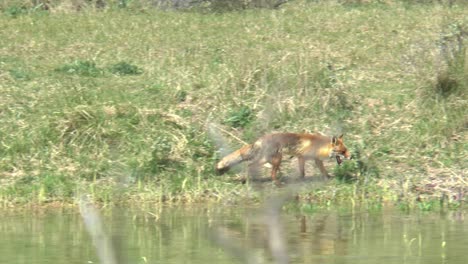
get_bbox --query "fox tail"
[216,144,256,175]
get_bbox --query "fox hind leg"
[298,156,306,178]
[247,160,262,180]
[270,153,283,184]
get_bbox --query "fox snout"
[215,162,228,175]
[215,166,229,175]
[335,150,352,165]
[344,150,352,160]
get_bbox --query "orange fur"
[216,133,351,183]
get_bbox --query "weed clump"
[149,135,177,174]
[312,64,353,115]
[201,0,288,12]
[434,23,467,99]
[56,60,143,77]
[224,105,254,129]
[109,61,143,76]
[3,5,28,17]
[55,60,104,77]
[417,21,467,139]
[333,148,380,183]
[9,68,32,81]
[56,106,110,145]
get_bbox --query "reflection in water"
[79,196,118,264]
[0,207,467,264]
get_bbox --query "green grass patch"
[224,105,255,129]
[55,60,104,77]
[9,68,32,81]
[0,0,466,209]
[109,61,143,76]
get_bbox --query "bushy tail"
[216,144,256,175]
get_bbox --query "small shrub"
[434,22,467,98]
[333,148,379,183]
[312,65,354,115]
[418,22,467,139]
[182,127,211,158]
[9,68,31,81]
[175,90,188,102]
[334,160,357,183]
[39,174,75,199]
[157,0,289,12]
[109,61,143,76]
[224,105,254,128]
[56,106,115,145]
[417,200,437,211]
[4,5,28,17]
[8,173,75,202]
[147,83,165,93]
[5,177,38,202]
[55,60,103,77]
[149,135,177,174]
[435,72,460,97]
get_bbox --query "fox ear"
[339,134,343,139]
[332,136,337,144]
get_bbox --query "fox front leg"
[314,159,331,180]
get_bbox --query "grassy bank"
[0,0,466,210]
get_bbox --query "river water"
[0,205,466,264]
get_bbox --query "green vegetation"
[0,0,466,210]
[55,60,104,77]
[109,61,143,76]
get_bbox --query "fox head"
[330,135,351,165]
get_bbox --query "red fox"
[216,133,351,183]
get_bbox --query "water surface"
[0,206,466,264]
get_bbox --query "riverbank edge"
[1,176,465,212]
